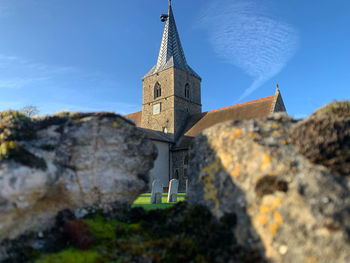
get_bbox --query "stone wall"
[141,68,175,137]
[171,149,188,192]
[141,67,202,139]
[173,67,201,105]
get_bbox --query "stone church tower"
[141,0,201,140]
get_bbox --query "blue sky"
[0,0,349,118]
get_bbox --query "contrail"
[198,0,299,101]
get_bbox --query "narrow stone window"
[184,154,189,166]
[184,154,188,179]
[185,83,190,99]
[154,82,161,99]
[173,169,179,180]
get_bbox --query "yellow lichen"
[258,214,268,225]
[261,153,271,171]
[272,130,279,136]
[271,198,282,210]
[218,152,232,169]
[256,197,283,236]
[281,139,288,145]
[273,211,283,225]
[230,165,242,179]
[230,129,243,140]
[269,223,278,235]
[199,159,221,213]
[272,122,281,128]
[260,205,270,214]
[248,132,259,138]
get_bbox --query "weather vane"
[160,0,171,22]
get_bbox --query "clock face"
[153,103,161,115]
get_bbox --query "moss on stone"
[83,216,118,242]
[34,248,102,263]
[0,141,47,170]
[315,100,350,117]
[0,110,36,142]
[0,110,48,169]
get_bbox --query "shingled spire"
[144,1,200,79]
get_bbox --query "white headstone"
[150,179,163,204]
[167,179,179,202]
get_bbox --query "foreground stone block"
[150,179,162,204]
[187,113,350,263]
[0,111,157,243]
[167,179,179,202]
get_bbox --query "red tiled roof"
[174,96,275,149]
[125,111,142,126]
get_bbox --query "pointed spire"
[144,1,200,79]
[276,83,280,92]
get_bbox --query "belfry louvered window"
[154,82,161,99]
[185,83,190,99]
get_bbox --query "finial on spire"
[160,0,171,22]
[276,83,279,91]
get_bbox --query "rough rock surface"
[0,111,157,244]
[290,101,350,177]
[187,113,350,263]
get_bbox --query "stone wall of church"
[171,150,188,192]
[271,91,287,113]
[142,68,175,104]
[173,68,202,139]
[141,67,202,139]
[274,93,287,112]
[141,68,176,137]
[173,68,201,105]
[174,97,201,139]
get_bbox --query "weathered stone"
[150,179,163,204]
[187,113,350,263]
[167,179,179,202]
[290,100,350,177]
[0,112,157,244]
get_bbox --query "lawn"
[132,193,186,210]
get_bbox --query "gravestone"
[167,179,179,202]
[150,180,163,204]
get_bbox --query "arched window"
[154,82,161,99]
[185,83,190,99]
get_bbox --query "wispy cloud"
[0,54,77,89]
[0,54,134,114]
[0,1,13,18]
[198,0,299,101]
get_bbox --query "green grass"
[132,193,186,210]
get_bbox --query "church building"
[126,1,286,192]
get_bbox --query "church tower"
[141,0,202,140]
